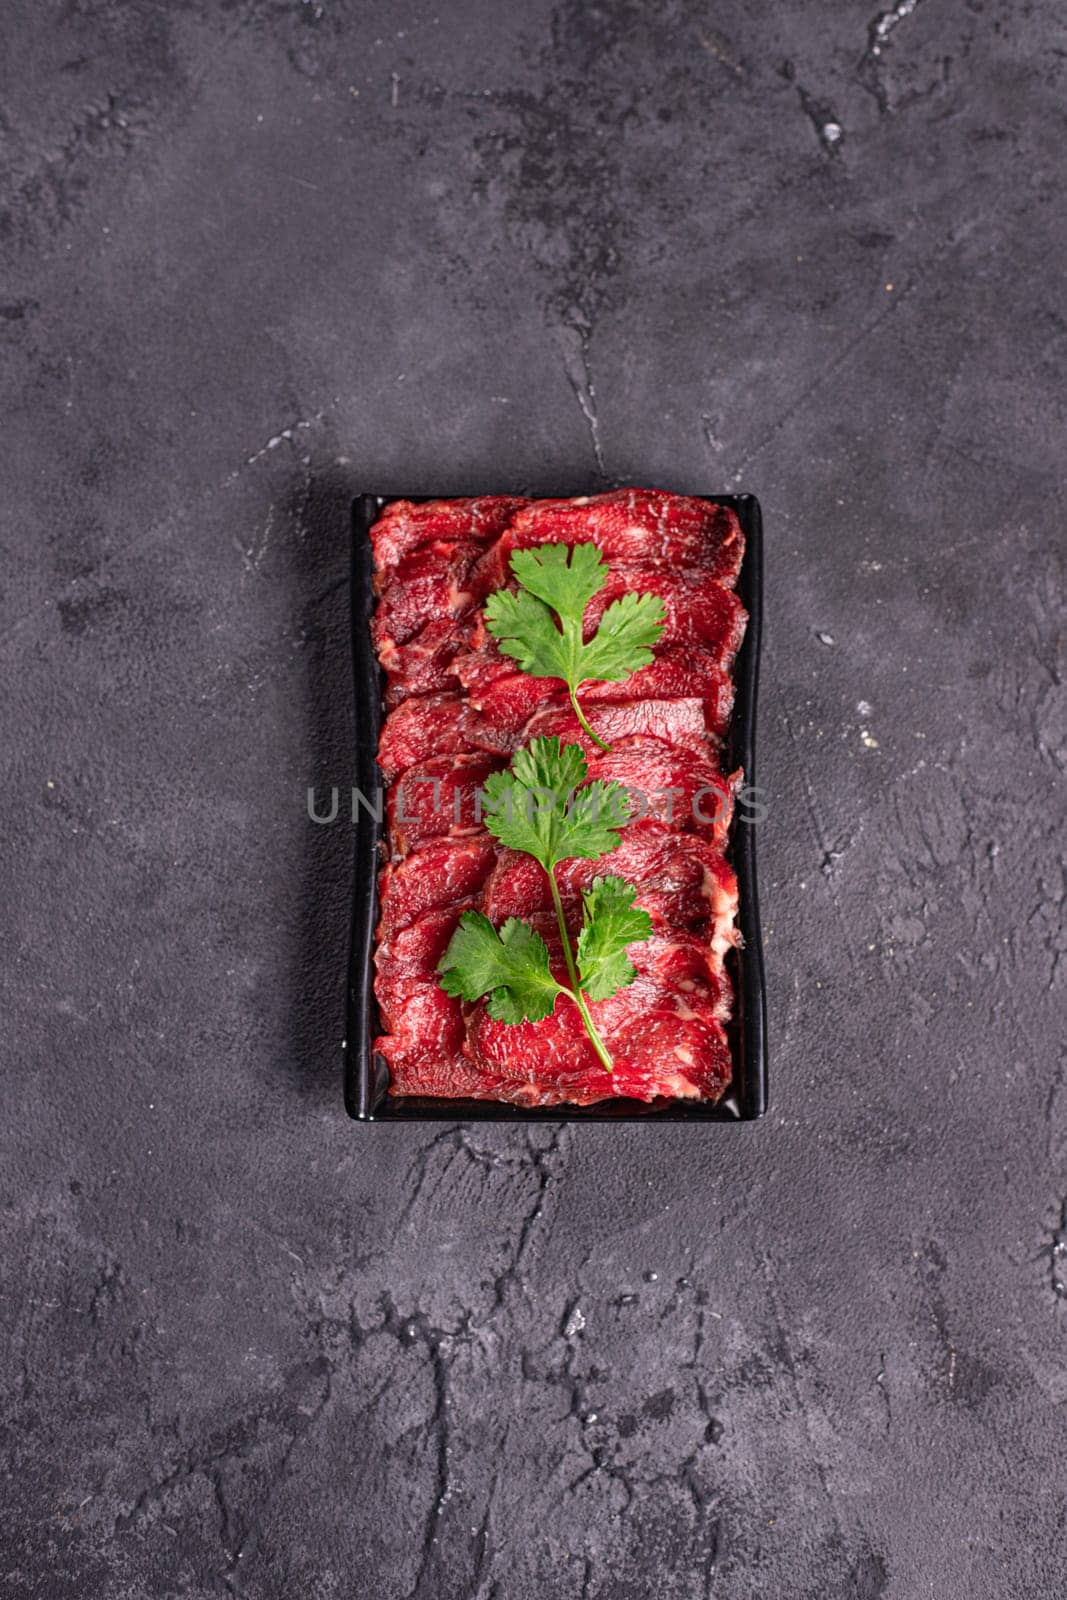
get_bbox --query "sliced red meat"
[462,1000,601,1099]
[462,974,731,1107]
[373,980,473,1096]
[377,693,471,782]
[375,909,460,984]
[595,650,734,733]
[522,698,712,761]
[583,742,739,846]
[566,826,739,958]
[484,823,739,961]
[370,495,527,570]
[586,568,747,662]
[380,616,478,706]
[481,850,551,926]
[471,491,744,591]
[593,651,734,734]
[382,1046,490,1100]
[454,650,547,714]
[374,980,464,1066]
[457,644,735,739]
[386,753,503,855]
[456,570,743,713]
[372,540,485,650]
[463,697,714,763]
[374,910,474,1089]
[381,692,719,775]
[626,933,729,1020]
[604,1007,732,1101]
[377,838,497,941]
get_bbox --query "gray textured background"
[1,1,1065,1595]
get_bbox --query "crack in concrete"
[761,1253,863,1587]
[700,414,724,454]
[117,1315,349,1584]
[769,652,865,984]
[376,1293,453,1600]
[398,1126,473,1229]
[780,62,843,157]
[558,319,606,480]
[543,1266,730,1552]
[467,1442,507,1597]
[0,90,143,222]
[219,1354,335,1592]
[399,1124,553,1243]
[680,1458,721,1595]
[796,85,844,156]
[874,1352,892,1434]
[728,269,923,482]
[1045,1051,1067,1162]
[1043,1200,1067,1302]
[487,1126,570,1313]
[683,1282,726,1448]
[244,415,324,469]
[859,0,924,111]
[118,1399,290,1571]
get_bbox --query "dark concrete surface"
[1,0,1064,1594]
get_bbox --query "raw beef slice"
[470,490,744,591]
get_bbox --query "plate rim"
[343,489,767,1123]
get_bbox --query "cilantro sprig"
[437,737,652,1071]
[484,543,666,752]
[437,914,560,1025]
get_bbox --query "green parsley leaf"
[480,736,630,871]
[510,735,588,797]
[578,590,669,683]
[509,542,607,619]
[481,588,571,682]
[483,542,665,751]
[575,877,653,1001]
[435,739,655,1074]
[437,911,560,1024]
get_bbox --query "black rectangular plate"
[344,491,767,1122]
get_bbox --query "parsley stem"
[547,867,614,1072]
[569,686,611,754]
